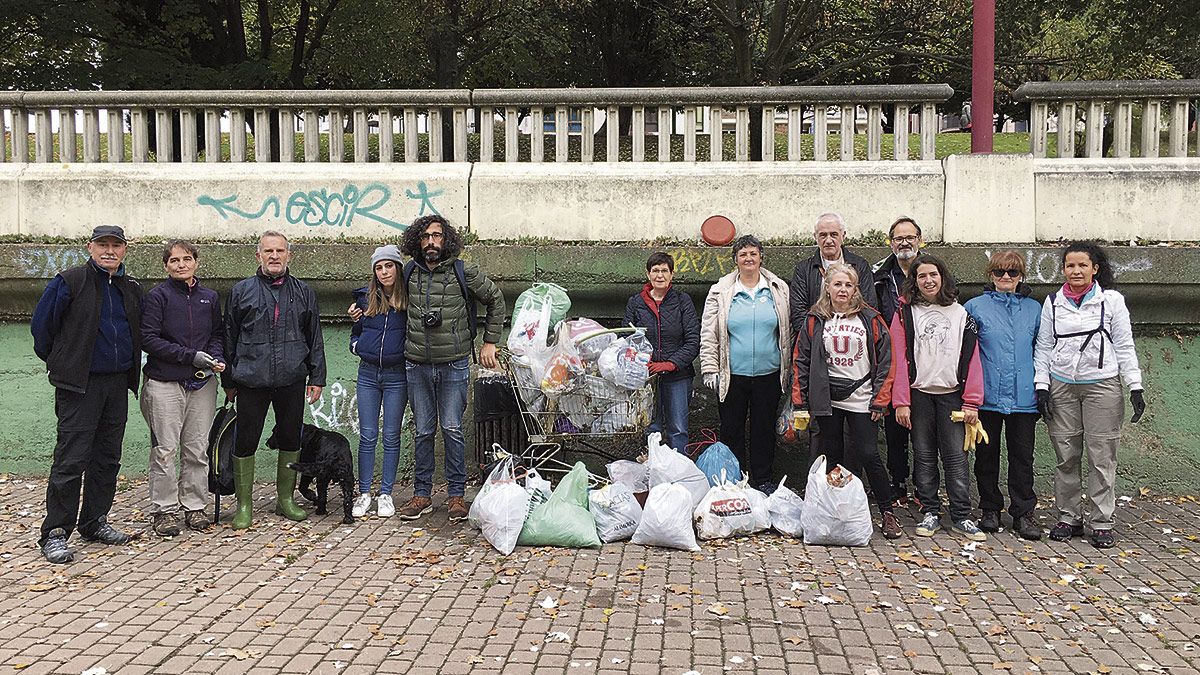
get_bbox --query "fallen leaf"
[1096,666,1112,674]
[992,662,1012,670]
[904,650,918,658]
[256,620,275,628]
[707,602,729,616]
[222,648,261,661]
[668,584,693,595]
[783,636,804,645]
[897,551,932,567]
[918,589,939,600]
[785,599,805,608]
[27,584,58,592]
[988,625,1007,636]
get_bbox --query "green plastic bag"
[516,462,602,549]
[511,284,571,337]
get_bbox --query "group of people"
[31,217,505,564]
[628,214,1146,549]
[30,213,1145,565]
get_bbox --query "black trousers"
[884,410,912,490]
[718,372,781,487]
[42,373,129,544]
[234,381,307,457]
[818,408,895,515]
[974,410,1038,519]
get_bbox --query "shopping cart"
[492,327,656,486]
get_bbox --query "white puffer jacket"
[1033,284,1142,390]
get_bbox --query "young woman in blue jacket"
[349,245,409,518]
[964,251,1043,541]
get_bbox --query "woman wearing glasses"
[964,251,1043,541]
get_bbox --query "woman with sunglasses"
[964,251,1042,540]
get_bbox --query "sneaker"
[78,518,132,545]
[152,512,182,538]
[377,494,395,518]
[398,495,433,520]
[40,528,73,564]
[1090,529,1115,549]
[351,493,372,518]
[915,513,941,537]
[447,496,469,522]
[979,510,1001,533]
[953,519,987,542]
[185,510,211,531]
[1049,521,1084,542]
[1013,515,1042,541]
[881,511,903,540]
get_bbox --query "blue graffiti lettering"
[198,182,432,230]
[404,181,444,216]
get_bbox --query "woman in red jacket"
[890,254,986,541]
[792,263,902,539]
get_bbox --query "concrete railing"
[1015,80,1200,158]
[0,85,953,164]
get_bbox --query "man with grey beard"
[872,216,924,506]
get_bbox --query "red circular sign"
[701,215,736,247]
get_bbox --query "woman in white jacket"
[699,235,790,493]
[1034,242,1146,549]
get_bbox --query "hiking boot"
[881,511,903,540]
[1049,521,1084,542]
[232,454,256,530]
[953,519,987,542]
[915,513,941,537]
[185,510,210,531]
[1013,515,1041,541]
[79,518,132,545]
[447,496,469,522]
[1090,529,1115,549]
[352,493,372,518]
[376,494,395,518]
[979,510,1001,533]
[40,528,73,564]
[274,450,308,522]
[152,512,182,538]
[398,495,433,520]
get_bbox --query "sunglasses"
[990,269,1022,278]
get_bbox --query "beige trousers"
[140,377,217,514]
[1047,377,1124,530]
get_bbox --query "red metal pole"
[971,0,995,153]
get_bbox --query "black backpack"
[207,402,237,497]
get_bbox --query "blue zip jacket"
[350,287,408,370]
[32,259,135,376]
[964,283,1041,414]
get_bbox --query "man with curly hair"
[396,215,505,521]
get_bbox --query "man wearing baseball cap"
[31,225,145,563]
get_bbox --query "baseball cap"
[90,225,127,242]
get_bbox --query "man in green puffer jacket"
[396,215,505,522]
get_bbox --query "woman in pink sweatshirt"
[889,254,985,541]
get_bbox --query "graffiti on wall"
[669,248,735,277]
[15,248,89,278]
[982,249,1153,284]
[308,381,359,434]
[198,181,443,231]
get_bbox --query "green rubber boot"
[274,450,308,522]
[231,455,256,530]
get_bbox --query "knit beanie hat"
[371,244,403,268]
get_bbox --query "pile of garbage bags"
[469,434,878,555]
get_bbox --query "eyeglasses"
[991,269,1022,278]
[892,236,919,244]
[420,231,444,241]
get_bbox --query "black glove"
[192,351,218,369]
[1036,389,1053,421]
[1130,389,1146,424]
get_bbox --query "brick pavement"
[1,475,1198,675]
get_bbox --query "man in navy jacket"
[31,225,144,564]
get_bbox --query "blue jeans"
[648,376,692,453]
[406,358,469,498]
[356,364,408,495]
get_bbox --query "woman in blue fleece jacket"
[349,245,409,518]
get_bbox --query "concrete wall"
[1,156,1198,242]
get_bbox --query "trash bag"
[766,476,805,538]
[517,462,602,549]
[565,318,615,361]
[472,456,531,555]
[537,324,585,397]
[597,331,652,390]
[646,432,709,507]
[694,441,742,487]
[694,471,770,540]
[589,483,643,543]
[631,482,700,551]
[523,469,552,519]
[801,456,873,547]
[508,283,571,355]
[607,459,649,493]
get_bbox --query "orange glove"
[648,361,677,375]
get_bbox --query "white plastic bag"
[607,459,649,493]
[472,457,532,555]
[646,432,709,507]
[566,318,615,361]
[523,469,552,519]
[597,332,652,390]
[694,472,770,540]
[631,483,700,551]
[801,456,873,547]
[766,476,805,538]
[589,483,643,543]
[538,324,585,397]
[507,291,554,357]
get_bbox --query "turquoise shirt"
[727,284,780,376]
[1051,284,1101,385]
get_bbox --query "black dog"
[266,424,356,524]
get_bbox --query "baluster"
[1168,98,1188,157]
[893,103,911,161]
[555,106,569,162]
[0,110,6,163]
[453,106,468,161]
[1113,100,1133,158]
[504,106,517,162]
[839,104,855,161]
[204,109,221,162]
[1084,100,1104,157]
[12,108,29,162]
[82,109,100,162]
[631,106,645,162]
[813,104,828,161]
[378,108,393,163]
[710,106,723,161]
[35,110,52,162]
[228,109,246,162]
[328,108,345,162]
[106,109,124,163]
[866,104,882,160]
[581,107,594,163]
[428,109,443,162]
[659,106,672,162]
[479,106,493,162]
[684,107,697,161]
[404,109,419,162]
[277,108,294,162]
[353,107,369,162]
[760,106,775,161]
[303,109,320,162]
[1056,102,1076,158]
[786,105,802,161]
[1029,102,1048,158]
[157,108,174,162]
[530,107,544,163]
[1140,99,1161,158]
[920,103,937,160]
[734,106,749,161]
[606,105,619,162]
[59,109,77,162]
[130,108,150,162]
[179,109,197,162]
